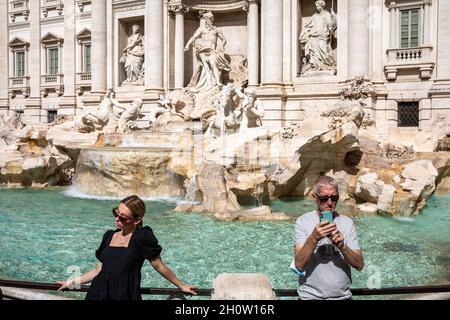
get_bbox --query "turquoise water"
[0,187,449,300]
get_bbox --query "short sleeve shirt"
[294,211,360,300]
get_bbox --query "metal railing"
[1,279,449,300]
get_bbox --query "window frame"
[47,110,58,124]
[83,43,91,73]
[47,46,59,75]
[15,50,26,77]
[9,37,29,80]
[397,101,420,128]
[399,6,422,48]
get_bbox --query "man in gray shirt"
[294,176,364,300]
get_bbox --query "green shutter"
[16,51,25,77]
[84,45,91,72]
[400,8,421,48]
[55,48,59,74]
[410,9,419,47]
[48,48,59,74]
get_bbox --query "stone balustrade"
[9,0,30,22]
[76,72,91,83]
[9,76,30,87]
[40,74,64,96]
[41,0,64,17]
[75,72,91,95]
[385,46,435,81]
[76,0,90,12]
[8,76,30,98]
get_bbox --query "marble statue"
[234,87,265,131]
[79,90,115,132]
[110,94,144,133]
[205,83,240,137]
[150,94,187,127]
[184,10,231,92]
[120,24,145,85]
[299,0,337,74]
[0,112,25,146]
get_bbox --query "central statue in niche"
[184,10,231,92]
[120,24,145,85]
[299,0,337,75]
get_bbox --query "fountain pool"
[0,188,449,299]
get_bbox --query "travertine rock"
[211,273,276,300]
[355,172,385,203]
[356,202,378,215]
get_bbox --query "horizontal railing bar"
[274,284,450,296]
[1,279,450,298]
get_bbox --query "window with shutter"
[16,51,25,77]
[400,8,421,48]
[48,48,59,74]
[84,45,91,72]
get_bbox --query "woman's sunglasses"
[112,207,134,222]
[314,194,340,203]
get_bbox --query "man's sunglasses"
[314,194,340,203]
[112,207,134,222]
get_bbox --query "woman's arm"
[56,262,103,291]
[150,256,197,295]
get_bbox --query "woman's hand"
[179,283,198,296]
[56,280,73,291]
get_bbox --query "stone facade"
[1,0,449,151]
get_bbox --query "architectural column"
[145,0,164,92]
[261,0,283,86]
[61,0,77,114]
[371,0,384,82]
[348,0,370,78]
[26,0,42,122]
[423,0,432,45]
[246,0,260,87]
[91,0,107,95]
[0,0,8,111]
[436,0,450,79]
[389,2,397,48]
[106,0,114,90]
[169,2,188,90]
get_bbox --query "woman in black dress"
[57,195,197,300]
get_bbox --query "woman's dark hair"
[121,195,145,228]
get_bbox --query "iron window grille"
[397,102,419,127]
[47,110,57,123]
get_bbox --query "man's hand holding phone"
[311,220,337,243]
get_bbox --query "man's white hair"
[313,176,339,194]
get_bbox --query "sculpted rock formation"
[0,123,77,187]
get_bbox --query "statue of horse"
[205,84,241,138]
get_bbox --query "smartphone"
[320,211,334,223]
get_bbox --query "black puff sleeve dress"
[85,226,162,300]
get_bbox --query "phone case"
[320,211,333,223]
